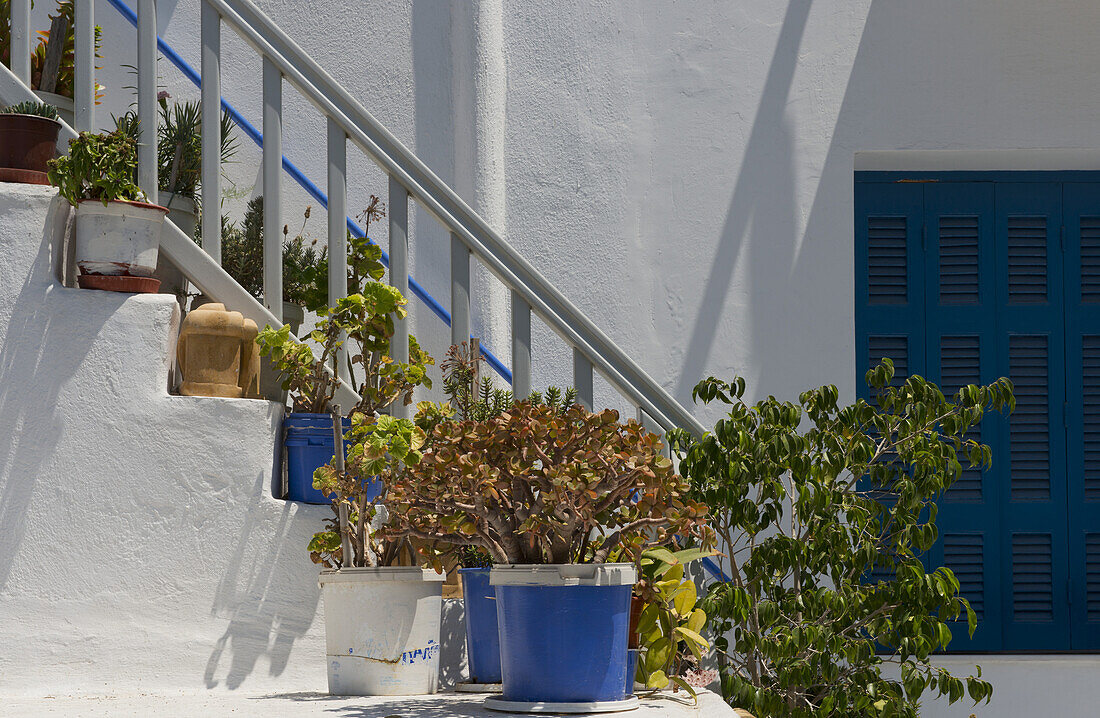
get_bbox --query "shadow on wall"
[204,473,321,689]
[675,0,811,402]
[439,597,467,689]
[0,198,105,591]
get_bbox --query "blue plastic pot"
[626,649,639,694]
[491,564,635,705]
[282,413,380,504]
[459,567,502,684]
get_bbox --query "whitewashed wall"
[16,0,1100,713]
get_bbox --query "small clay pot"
[0,113,62,185]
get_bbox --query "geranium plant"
[47,129,144,205]
[385,400,711,566]
[668,362,1014,718]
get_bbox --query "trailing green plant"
[300,196,389,313]
[47,129,144,206]
[2,100,58,119]
[308,411,427,568]
[634,546,715,697]
[255,287,433,416]
[385,400,712,566]
[667,362,1015,718]
[457,545,494,569]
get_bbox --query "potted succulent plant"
[386,393,712,712]
[47,129,168,294]
[438,342,578,693]
[0,101,61,185]
[257,282,433,504]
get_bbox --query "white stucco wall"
[10,0,1100,712]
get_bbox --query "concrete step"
[0,185,333,694]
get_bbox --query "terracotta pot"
[0,113,62,184]
[628,594,645,649]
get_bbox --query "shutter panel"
[995,183,1068,650]
[1062,184,1100,649]
[856,183,925,590]
[923,183,1002,651]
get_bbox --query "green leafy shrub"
[667,362,1014,718]
[47,130,144,206]
[2,101,59,119]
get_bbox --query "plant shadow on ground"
[249,692,488,717]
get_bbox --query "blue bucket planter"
[282,413,380,504]
[484,564,637,713]
[459,567,502,685]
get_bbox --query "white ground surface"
[0,689,734,718]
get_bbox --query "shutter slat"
[939,216,979,304]
[1011,335,1051,501]
[944,534,984,619]
[1012,534,1054,622]
[1009,216,1049,304]
[868,217,908,305]
[941,336,982,502]
[1082,217,1100,303]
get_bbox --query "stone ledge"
[0,689,739,717]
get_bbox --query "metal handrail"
[4,0,704,435]
[208,0,704,435]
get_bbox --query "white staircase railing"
[2,0,705,436]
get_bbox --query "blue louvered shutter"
[921,183,1003,651]
[993,183,1069,650]
[1062,184,1100,649]
[856,182,926,588]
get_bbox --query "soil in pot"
[0,113,62,185]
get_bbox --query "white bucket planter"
[74,199,168,276]
[319,567,445,696]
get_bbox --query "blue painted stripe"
[700,556,731,583]
[103,0,511,383]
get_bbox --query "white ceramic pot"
[74,199,168,276]
[319,566,445,696]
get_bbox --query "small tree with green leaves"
[668,361,1014,718]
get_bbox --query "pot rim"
[490,562,636,587]
[319,566,446,584]
[0,113,63,127]
[77,197,170,213]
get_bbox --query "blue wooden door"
[1062,183,1100,649]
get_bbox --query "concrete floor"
[1,689,737,717]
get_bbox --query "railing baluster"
[573,348,593,410]
[450,233,471,350]
[137,0,158,204]
[74,0,94,131]
[388,175,410,418]
[262,56,282,323]
[10,0,30,87]
[511,291,531,400]
[636,407,667,454]
[200,1,221,261]
[327,118,348,377]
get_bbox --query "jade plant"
[2,101,59,119]
[668,363,1015,718]
[634,546,714,697]
[47,129,144,206]
[384,399,711,566]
